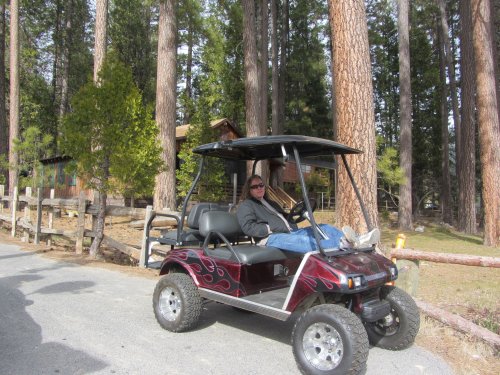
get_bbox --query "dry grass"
[417,316,499,375]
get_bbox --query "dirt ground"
[1,211,498,375]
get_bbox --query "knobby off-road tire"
[364,286,420,350]
[153,273,202,332]
[292,304,369,375]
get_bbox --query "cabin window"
[68,173,77,186]
[300,164,312,173]
[58,163,66,185]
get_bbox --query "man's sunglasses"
[250,183,265,189]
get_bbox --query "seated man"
[236,175,379,253]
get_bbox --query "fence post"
[0,184,4,213]
[91,191,99,232]
[47,189,55,246]
[23,187,32,242]
[75,191,87,254]
[140,205,153,268]
[11,186,18,237]
[34,188,43,244]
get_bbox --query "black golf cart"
[145,135,420,375]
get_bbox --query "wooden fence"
[0,185,152,261]
[390,245,500,349]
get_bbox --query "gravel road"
[0,242,455,375]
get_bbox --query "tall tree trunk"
[328,0,379,232]
[278,0,288,139]
[437,0,461,168]
[471,0,500,246]
[270,0,278,137]
[270,0,282,188]
[438,22,453,224]
[89,0,108,254]
[259,0,269,183]
[89,157,109,257]
[184,13,193,124]
[0,1,8,186]
[260,0,268,134]
[242,0,263,177]
[52,0,62,113]
[154,0,177,211]
[457,0,477,234]
[94,0,108,82]
[8,0,19,196]
[397,0,413,230]
[59,0,73,121]
[492,0,500,127]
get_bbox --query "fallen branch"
[416,299,500,349]
[84,230,140,259]
[391,248,500,268]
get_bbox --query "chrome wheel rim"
[159,286,181,321]
[373,308,399,336]
[302,322,343,370]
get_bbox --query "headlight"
[389,265,398,279]
[353,276,362,287]
[348,275,365,289]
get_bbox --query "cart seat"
[199,211,291,265]
[160,203,229,245]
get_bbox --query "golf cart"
[146,135,419,375]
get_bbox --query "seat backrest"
[187,203,228,229]
[198,211,243,241]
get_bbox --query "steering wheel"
[287,198,317,224]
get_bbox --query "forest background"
[0,0,499,251]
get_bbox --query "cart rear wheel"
[153,273,202,332]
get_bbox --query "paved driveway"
[0,242,455,375]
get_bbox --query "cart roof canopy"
[192,135,362,161]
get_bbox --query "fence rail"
[391,246,500,349]
[0,185,149,259]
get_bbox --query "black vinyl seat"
[158,203,229,246]
[198,211,292,265]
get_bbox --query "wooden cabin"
[37,118,312,207]
[39,156,86,199]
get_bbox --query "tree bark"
[269,0,283,188]
[437,0,461,171]
[471,0,500,246]
[397,0,413,230]
[271,0,278,137]
[59,0,73,120]
[89,157,109,258]
[0,1,8,186]
[94,0,108,82]
[153,0,177,211]
[328,0,379,232]
[259,0,269,135]
[491,0,500,129]
[184,12,193,124]
[457,0,477,234]
[438,20,453,225]
[8,0,20,196]
[259,0,269,183]
[52,0,62,115]
[242,0,263,177]
[278,0,288,138]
